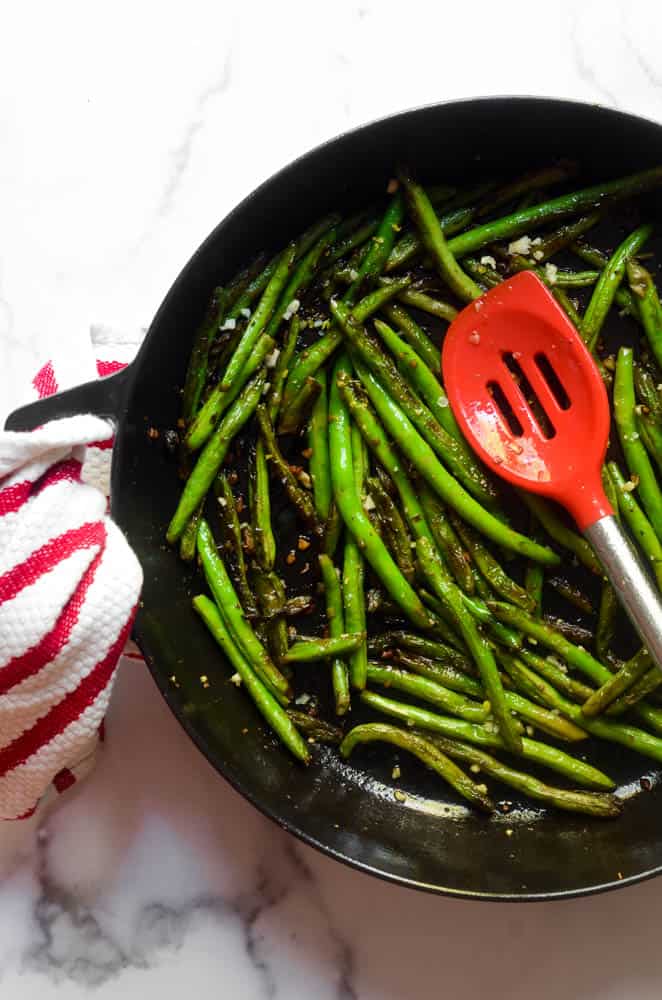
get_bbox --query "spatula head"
[442,271,612,530]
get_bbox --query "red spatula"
[442,270,662,669]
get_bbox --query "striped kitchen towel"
[0,327,145,820]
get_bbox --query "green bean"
[280,276,410,416]
[193,595,308,762]
[368,476,416,584]
[594,467,620,659]
[195,330,275,444]
[367,664,489,723]
[520,493,601,574]
[378,632,475,673]
[346,194,404,302]
[286,709,343,745]
[614,347,662,539]
[392,651,479,695]
[561,242,639,322]
[178,502,203,563]
[182,287,229,422]
[416,536,522,753]
[319,554,350,715]
[463,257,502,289]
[343,537,367,691]
[267,315,301,422]
[253,571,289,664]
[546,575,594,615]
[282,332,344,415]
[582,648,654,717]
[196,520,291,698]
[324,216,380,268]
[228,255,279,318]
[322,501,343,557]
[607,666,662,716]
[373,317,495,490]
[223,253,269,309]
[607,461,662,588]
[167,371,266,543]
[517,648,594,703]
[249,441,276,571]
[382,303,440,372]
[419,489,474,593]
[308,371,332,522]
[396,288,458,323]
[533,212,602,261]
[264,221,340,341]
[488,601,607,686]
[283,632,366,664]
[629,259,662,368]
[361,691,614,790]
[385,205,477,274]
[256,405,321,533]
[424,734,620,818]
[340,722,493,812]
[209,473,258,617]
[449,512,534,611]
[328,355,434,629]
[634,366,662,422]
[399,169,482,302]
[447,166,662,259]
[278,376,322,435]
[552,287,583,328]
[351,361,558,565]
[596,582,619,661]
[187,246,295,450]
[638,411,662,477]
[581,225,652,351]
[493,660,587,742]
[499,654,662,765]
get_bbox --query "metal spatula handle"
[585,516,662,668]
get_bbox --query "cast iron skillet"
[8,97,662,901]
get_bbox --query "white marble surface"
[3,1,662,996]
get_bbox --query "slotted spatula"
[442,270,662,669]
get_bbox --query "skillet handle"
[4,366,131,432]
[584,514,662,670]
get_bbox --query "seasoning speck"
[147,427,159,440]
[387,177,399,194]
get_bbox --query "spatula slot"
[502,351,556,439]
[487,380,524,437]
[534,352,571,410]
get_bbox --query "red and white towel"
[0,328,144,820]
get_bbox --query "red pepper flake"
[228,470,239,485]
[297,536,311,551]
[236,495,245,514]
[301,447,313,459]
[286,550,297,565]
[147,426,160,439]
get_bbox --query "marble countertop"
[3,1,662,996]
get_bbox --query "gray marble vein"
[156,50,235,221]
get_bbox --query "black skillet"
[8,97,662,901]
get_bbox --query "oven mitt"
[0,415,143,820]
